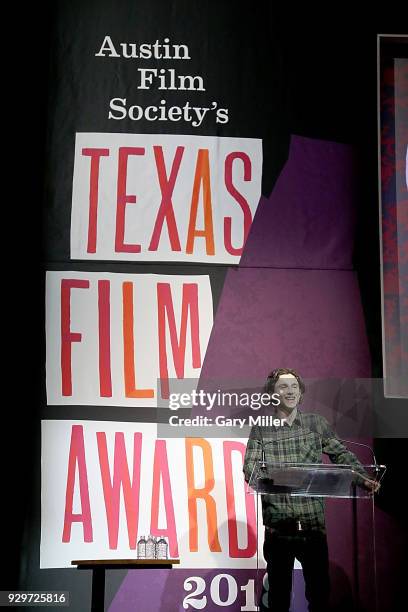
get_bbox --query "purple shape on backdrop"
[108,569,308,612]
[241,135,358,270]
[200,267,371,382]
[201,135,370,382]
[199,135,375,610]
[108,569,167,611]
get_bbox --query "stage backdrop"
[29,2,392,612]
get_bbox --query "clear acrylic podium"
[246,461,386,610]
[248,461,386,498]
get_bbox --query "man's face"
[274,374,301,412]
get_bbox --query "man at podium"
[243,367,379,612]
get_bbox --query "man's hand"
[363,478,380,493]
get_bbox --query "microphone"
[338,438,378,467]
[338,439,383,486]
[252,437,266,469]
[252,437,282,470]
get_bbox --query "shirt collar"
[278,406,299,427]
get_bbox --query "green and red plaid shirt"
[243,411,369,532]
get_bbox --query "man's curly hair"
[263,368,306,403]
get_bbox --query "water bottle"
[146,534,156,559]
[137,535,146,559]
[156,537,168,559]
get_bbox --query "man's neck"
[277,406,298,426]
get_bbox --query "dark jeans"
[263,528,330,612]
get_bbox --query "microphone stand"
[338,438,382,612]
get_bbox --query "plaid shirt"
[243,411,369,532]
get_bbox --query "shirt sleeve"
[243,425,263,483]
[319,417,370,487]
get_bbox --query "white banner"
[45,272,213,406]
[41,420,263,569]
[70,133,262,263]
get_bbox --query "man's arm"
[319,417,379,492]
[243,425,263,484]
